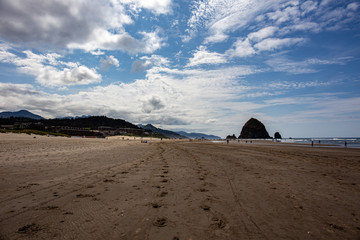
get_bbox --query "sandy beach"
[0,133,359,240]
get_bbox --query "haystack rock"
[239,118,271,139]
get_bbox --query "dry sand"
[0,133,359,240]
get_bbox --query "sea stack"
[239,118,271,139]
[274,132,282,139]
[226,134,237,140]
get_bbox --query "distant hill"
[177,131,221,139]
[140,124,187,139]
[43,116,139,130]
[0,115,140,130]
[0,110,44,120]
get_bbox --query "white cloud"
[131,55,169,73]
[186,0,360,45]
[265,56,352,74]
[0,0,170,54]
[300,1,318,16]
[225,38,256,58]
[347,2,359,11]
[226,37,305,58]
[100,55,120,71]
[254,37,305,51]
[90,49,105,56]
[267,80,336,89]
[186,46,227,67]
[267,5,300,24]
[67,28,166,54]
[119,0,172,15]
[248,26,279,41]
[187,0,280,43]
[0,47,101,87]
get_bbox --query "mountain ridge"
[176,131,220,139]
[139,124,187,139]
[0,110,44,120]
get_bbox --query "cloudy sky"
[1,0,360,138]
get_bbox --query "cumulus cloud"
[131,55,169,73]
[0,83,60,116]
[186,46,227,67]
[0,0,170,54]
[226,36,305,58]
[226,38,256,58]
[142,96,165,113]
[66,28,166,54]
[131,60,150,73]
[0,47,101,87]
[100,55,120,71]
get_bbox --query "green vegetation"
[0,129,70,137]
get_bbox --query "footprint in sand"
[153,217,167,227]
[201,205,211,211]
[76,193,95,198]
[158,191,168,197]
[44,205,59,210]
[151,203,162,209]
[17,223,42,234]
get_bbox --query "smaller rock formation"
[239,118,271,139]
[274,132,282,139]
[226,134,237,140]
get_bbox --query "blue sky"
[0,0,360,138]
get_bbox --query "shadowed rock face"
[239,118,271,139]
[274,132,282,139]
[226,134,237,139]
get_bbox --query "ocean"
[281,138,360,148]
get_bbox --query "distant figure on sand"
[227,140,229,144]
[345,141,347,148]
[311,141,314,147]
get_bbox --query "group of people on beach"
[311,140,348,148]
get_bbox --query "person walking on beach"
[311,141,314,147]
[345,141,347,148]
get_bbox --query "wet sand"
[0,133,360,240]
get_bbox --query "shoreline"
[216,138,360,148]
